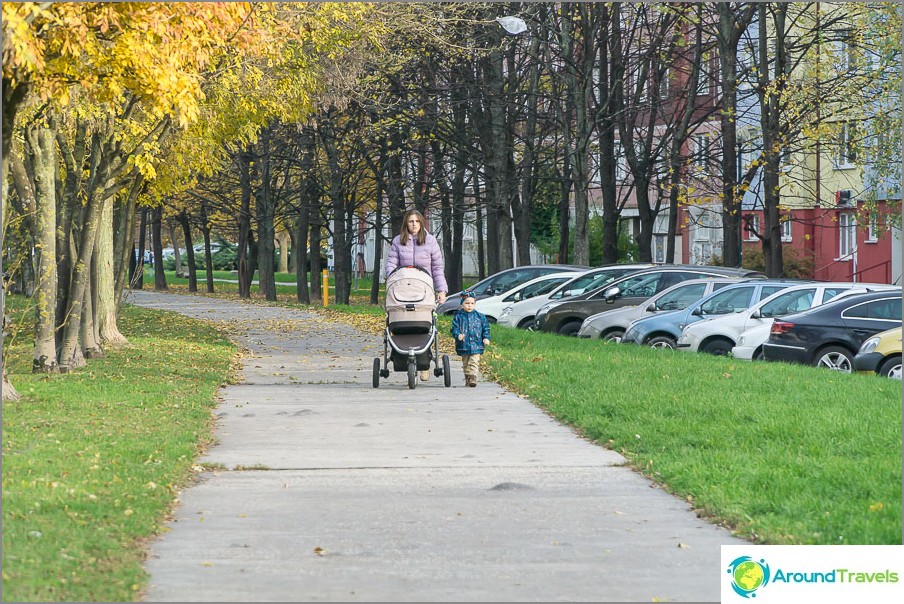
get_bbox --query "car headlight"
[737,334,746,346]
[859,336,881,354]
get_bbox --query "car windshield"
[699,286,755,315]
[591,273,660,300]
[758,289,816,318]
[504,277,569,302]
[550,268,641,299]
[655,283,707,311]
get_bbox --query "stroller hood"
[386,267,436,310]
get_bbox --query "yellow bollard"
[322,269,329,307]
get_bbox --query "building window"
[835,123,857,168]
[866,213,879,243]
[694,133,709,173]
[839,213,856,259]
[744,215,759,241]
[834,31,854,71]
[781,216,792,242]
[653,235,666,263]
[659,68,669,99]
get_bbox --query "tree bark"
[199,200,214,293]
[179,210,198,292]
[114,177,143,310]
[256,128,277,301]
[94,185,127,347]
[151,205,167,290]
[30,125,59,372]
[236,150,253,299]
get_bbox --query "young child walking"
[450,290,491,387]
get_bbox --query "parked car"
[621,280,798,349]
[576,277,741,341]
[763,289,903,372]
[496,264,653,329]
[677,282,895,356]
[436,264,588,315]
[474,271,582,323]
[732,284,901,361]
[536,265,763,336]
[853,327,902,380]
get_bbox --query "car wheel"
[601,329,624,343]
[646,336,676,350]
[557,321,583,337]
[516,317,534,329]
[813,346,854,372]
[879,355,902,380]
[701,337,733,357]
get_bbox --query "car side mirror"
[513,293,522,302]
[645,303,656,312]
[604,286,620,302]
[750,309,762,319]
[691,307,702,316]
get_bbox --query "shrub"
[742,246,814,278]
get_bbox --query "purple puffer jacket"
[385,232,448,293]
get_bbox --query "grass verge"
[2,297,237,602]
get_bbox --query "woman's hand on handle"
[437,291,446,304]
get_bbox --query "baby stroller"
[373,266,451,389]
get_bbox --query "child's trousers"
[460,354,481,380]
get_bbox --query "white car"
[576,277,742,341]
[678,282,899,356]
[475,271,581,323]
[497,264,653,329]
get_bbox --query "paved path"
[130,291,743,602]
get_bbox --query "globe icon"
[733,560,765,592]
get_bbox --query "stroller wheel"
[442,355,451,387]
[372,358,381,388]
[407,361,417,389]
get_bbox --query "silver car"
[577,278,742,341]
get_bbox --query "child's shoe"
[467,377,477,387]
[420,370,430,382]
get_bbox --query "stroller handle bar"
[388,265,432,278]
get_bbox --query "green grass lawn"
[2,297,237,602]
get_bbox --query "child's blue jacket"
[450,309,491,355]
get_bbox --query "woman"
[385,209,448,381]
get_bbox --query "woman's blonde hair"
[400,209,427,245]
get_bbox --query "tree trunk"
[200,201,214,293]
[81,265,103,359]
[256,128,277,301]
[58,183,106,372]
[309,215,322,302]
[114,177,143,311]
[179,210,198,292]
[277,229,290,274]
[95,187,127,347]
[236,150,253,298]
[151,205,167,290]
[167,220,182,276]
[31,125,59,372]
[133,207,147,289]
[370,181,383,305]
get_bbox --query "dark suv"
[536,265,764,335]
[436,264,588,315]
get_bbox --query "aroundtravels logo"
[727,556,771,598]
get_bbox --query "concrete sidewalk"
[130,291,743,602]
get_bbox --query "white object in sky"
[496,16,528,35]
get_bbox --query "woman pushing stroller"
[384,210,448,381]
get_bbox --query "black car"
[436,264,588,315]
[762,289,903,372]
[536,265,763,335]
